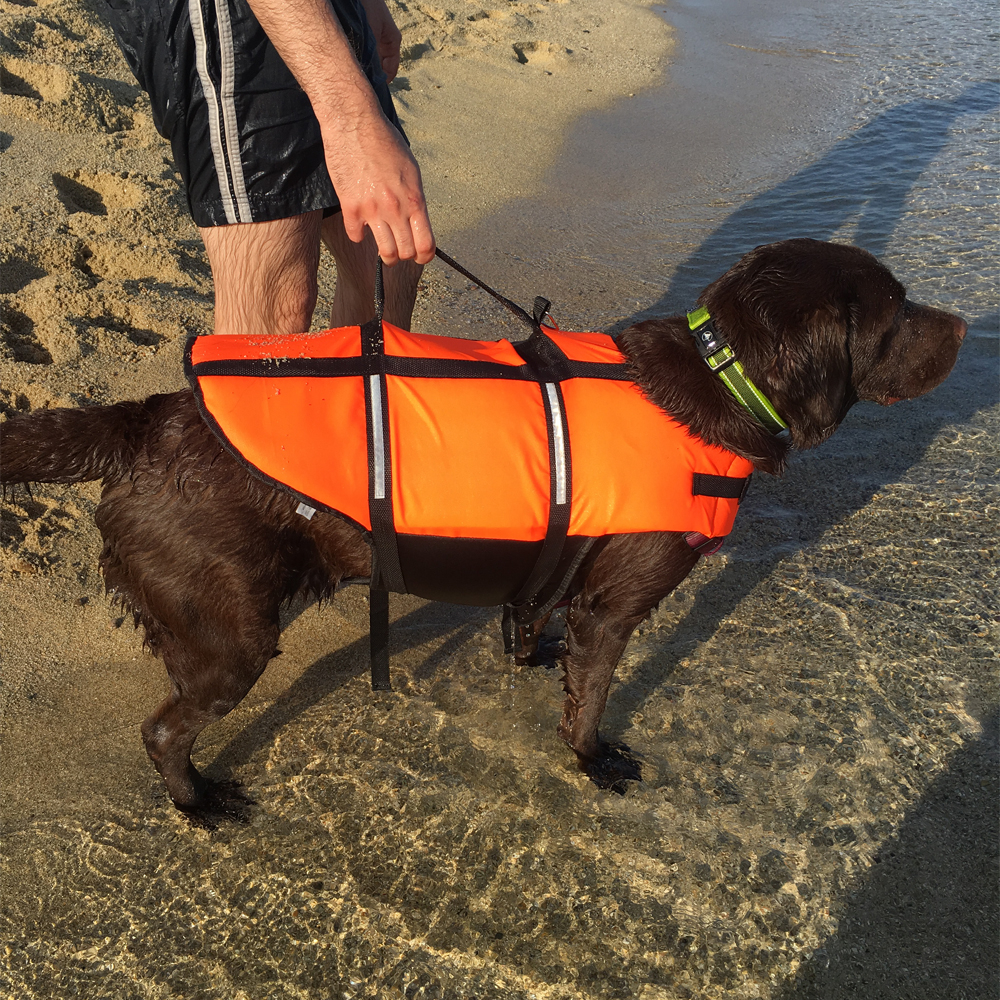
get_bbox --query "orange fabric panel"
[190,326,362,364]
[191,326,755,543]
[562,379,754,538]
[198,373,371,530]
[388,375,549,539]
[383,323,526,366]
[544,329,626,364]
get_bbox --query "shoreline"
[387,0,674,234]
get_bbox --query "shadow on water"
[597,77,999,994]
[605,329,995,724]
[612,79,999,323]
[605,80,998,732]
[778,711,1000,999]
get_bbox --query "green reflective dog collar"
[686,308,790,437]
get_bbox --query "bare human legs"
[321,211,422,330]
[199,208,422,336]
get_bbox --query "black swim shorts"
[103,0,405,227]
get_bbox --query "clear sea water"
[449,0,998,337]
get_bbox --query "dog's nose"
[953,315,968,342]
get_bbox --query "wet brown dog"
[0,240,965,826]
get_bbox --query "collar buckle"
[687,306,729,360]
[685,306,790,439]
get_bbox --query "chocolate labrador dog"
[1,240,965,826]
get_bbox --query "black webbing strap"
[502,604,518,656]
[369,584,391,691]
[365,258,404,691]
[533,297,552,326]
[190,354,632,382]
[505,338,573,617]
[435,247,537,333]
[510,535,597,628]
[692,472,752,501]
[512,328,574,382]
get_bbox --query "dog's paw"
[581,741,643,794]
[178,778,256,830]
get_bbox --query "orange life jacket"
[186,323,753,616]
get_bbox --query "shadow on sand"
[779,712,999,999]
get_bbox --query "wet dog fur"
[0,239,966,826]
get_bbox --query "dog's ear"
[766,301,857,450]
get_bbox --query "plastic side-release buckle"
[687,307,730,360]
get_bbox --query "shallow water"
[3,1,998,998]
[438,0,998,333]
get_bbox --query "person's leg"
[199,211,323,336]
[322,212,422,330]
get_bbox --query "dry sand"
[2,2,997,999]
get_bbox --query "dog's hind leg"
[141,616,279,826]
[557,532,698,793]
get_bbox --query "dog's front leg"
[558,532,698,793]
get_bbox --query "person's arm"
[246,0,434,265]
[358,0,402,83]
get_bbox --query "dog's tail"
[1,400,150,486]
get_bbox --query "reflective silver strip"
[295,502,317,520]
[213,0,252,221]
[545,383,567,505]
[369,375,386,500]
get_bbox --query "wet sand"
[2,0,998,997]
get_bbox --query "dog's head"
[699,238,967,450]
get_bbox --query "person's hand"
[359,0,402,82]
[323,114,435,266]
[245,0,434,263]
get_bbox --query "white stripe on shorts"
[188,0,252,224]
[213,0,253,222]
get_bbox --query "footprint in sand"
[512,40,573,67]
[53,174,108,216]
[401,38,436,63]
[0,256,47,295]
[0,493,93,579]
[0,310,52,366]
[0,57,138,132]
[52,171,146,216]
[0,58,73,103]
